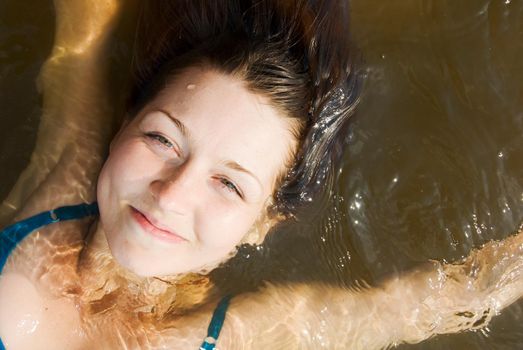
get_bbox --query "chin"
[108,248,184,277]
[105,233,238,278]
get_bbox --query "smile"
[130,206,187,243]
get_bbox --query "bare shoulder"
[0,219,94,349]
[0,271,87,350]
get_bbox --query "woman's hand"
[305,228,523,349]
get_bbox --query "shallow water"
[1,0,523,348]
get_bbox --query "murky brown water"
[1,0,522,348]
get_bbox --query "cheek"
[197,201,262,249]
[101,140,164,193]
[97,139,164,225]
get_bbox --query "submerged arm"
[1,0,125,222]
[208,229,523,349]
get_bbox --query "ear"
[241,218,268,245]
[241,198,283,245]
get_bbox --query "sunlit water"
[1,0,522,349]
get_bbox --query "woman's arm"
[0,0,124,223]
[202,229,523,350]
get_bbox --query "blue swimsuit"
[0,203,229,350]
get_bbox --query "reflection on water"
[1,0,522,348]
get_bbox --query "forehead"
[143,67,297,192]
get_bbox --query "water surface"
[1,0,522,348]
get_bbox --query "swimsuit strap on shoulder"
[200,295,232,350]
[0,202,99,273]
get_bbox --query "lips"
[130,206,187,243]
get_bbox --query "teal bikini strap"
[0,202,99,274]
[199,295,232,350]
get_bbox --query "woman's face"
[97,67,296,276]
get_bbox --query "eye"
[145,132,173,148]
[219,177,243,198]
[144,132,181,156]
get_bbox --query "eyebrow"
[157,109,190,138]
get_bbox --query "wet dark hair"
[129,0,360,218]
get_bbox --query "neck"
[76,220,217,322]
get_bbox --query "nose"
[149,163,200,214]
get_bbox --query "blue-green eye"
[145,132,174,149]
[220,178,242,198]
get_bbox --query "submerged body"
[3,202,523,349]
[1,0,523,349]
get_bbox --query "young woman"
[1,0,523,349]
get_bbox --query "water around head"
[2,0,523,348]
